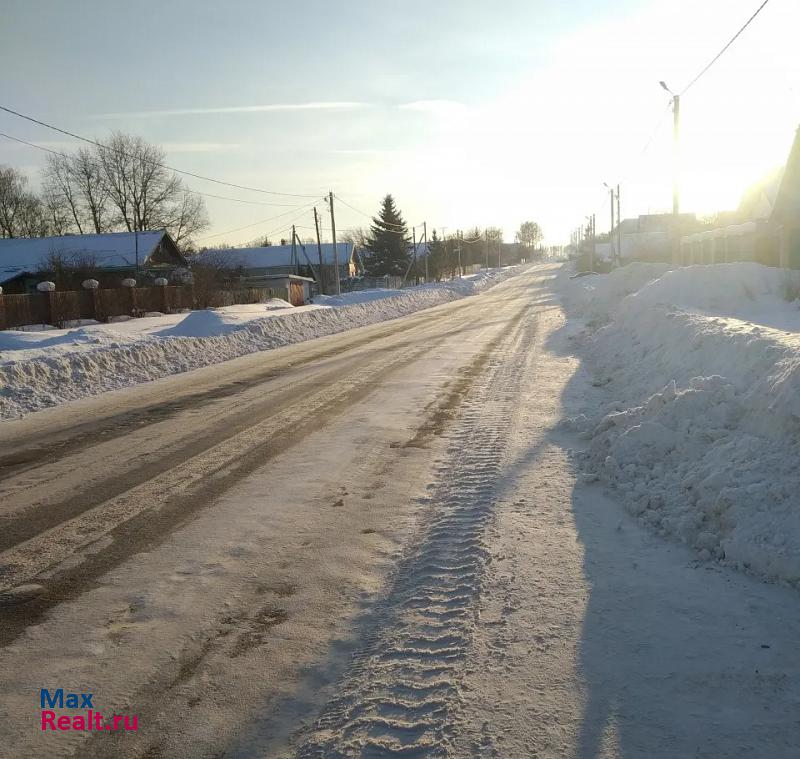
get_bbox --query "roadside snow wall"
[563,263,800,586]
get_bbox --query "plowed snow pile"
[560,262,800,586]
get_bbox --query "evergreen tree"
[426,229,447,281]
[364,194,410,276]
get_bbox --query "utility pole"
[608,185,615,262]
[423,221,428,282]
[291,225,299,275]
[672,94,680,215]
[456,231,462,278]
[412,227,418,285]
[616,185,621,265]
[328,191,340,295]
[660,81,681,216]
[313,207,325,294]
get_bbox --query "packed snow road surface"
[2,264,800,758]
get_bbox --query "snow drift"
[558,261,671,324]
[0,265,526,419]
[561,263,800,586]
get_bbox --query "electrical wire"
[680,0,772,96]
[333,194,415,231]
[196,200,323,243]
[0,104,323,198]
[0,130,316,209]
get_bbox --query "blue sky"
[1,0,798,245]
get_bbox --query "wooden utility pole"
[609,186,615,262]
[328,191,340,295]
[672,94,681,216]
[423,221,428,282]
[412,227,418,285]
[616,185,622,265]
[291,225,299,275]
[293,227,320,286]
[313,207,325,294]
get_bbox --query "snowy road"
[2,264,800,758]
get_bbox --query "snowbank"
[558,261,671,324]
[562,263,800,586]
[0,265,527,419]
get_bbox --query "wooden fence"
[0,285,279,331]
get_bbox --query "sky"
[1,0,798,246]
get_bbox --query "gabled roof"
[0,230,174,284]
[198,243,355,269]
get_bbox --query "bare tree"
[15,193,49,237]
[94,132,208,246]
[72,147,110,233]
[0,166,48,238]
[42,153,84,234]
[515,221,543,249]
[164,189,209,249]
[340,226,369,250]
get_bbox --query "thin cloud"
[160,142,241,153]
[92,102,371,119]
[398,100,470,115]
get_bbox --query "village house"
[197,242,358,291]
[680,125,800,268]
[0,230,187,293]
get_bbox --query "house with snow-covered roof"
[197,242,358,284]
[0,230,187,293]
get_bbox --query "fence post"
[90,289,100,321]
[121,278,137,316]
[44,291,55,327]
[0,288,5,331]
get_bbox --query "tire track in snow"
[294,308,537,758]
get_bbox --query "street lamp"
[660,80,681,215]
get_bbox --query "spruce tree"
[364,194,410,276]
[426,229,447,281]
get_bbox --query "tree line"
[0,134,543,275]
[346,193,543,281]
[0,132,208,246]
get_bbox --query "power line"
[0,130,315,208]
[680,0,772,95]
[333,194,416,231]
[196,200,322,243]
[0,104,323,198]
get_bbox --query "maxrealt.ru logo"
[40,689,138,732]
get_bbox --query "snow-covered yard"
[0,266,524,420]
[558,262,800,587]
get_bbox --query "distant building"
[197,242,358,286]
[0,230,186,293]
[680,125,800,268]
[610,213,702,263]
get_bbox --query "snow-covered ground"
[0,266,524,420]
[558,261,800,587]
